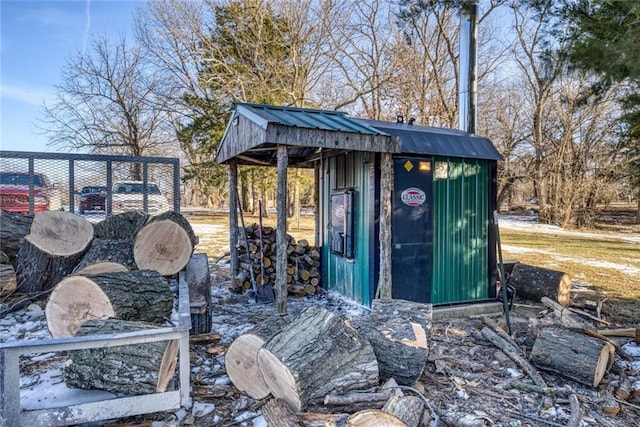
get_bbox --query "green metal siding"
[321,151,374,307]
[432,157,489,304]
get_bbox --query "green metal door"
[432,157,490,304]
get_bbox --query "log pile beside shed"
[234,223,321,297]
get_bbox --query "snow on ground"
[498,214,640,244]
[498,214,640,277]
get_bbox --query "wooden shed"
[216,103,501,309]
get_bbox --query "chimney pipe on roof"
[458,1,478,134]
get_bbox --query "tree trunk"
[94,210,149,240]
[352,299,431,386]
[73,239,136,274]
[0,210,33,265]
[133,211,197,275]
[225,315,291,399]
[258,306,378,412]
[45,269,173,338]
[64,318,179,395]
[15,211,93,293]
[509,263,572,306]
[346,409,406,427]
[530,327,615,387]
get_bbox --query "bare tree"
[40,35,178,177]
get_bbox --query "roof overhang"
[215,104,401,167]
[215,103,502,167]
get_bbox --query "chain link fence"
[0,151,180,219]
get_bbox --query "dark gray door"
[391,157,433,302]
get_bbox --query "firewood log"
[352,299,432,386]
[346,409,406,426]
[45,269,173,338]
[0,210,33,265]
[0,263,17,294]
[510,263,572,306]
[73,239,137,274]
[297,412,349,427]
[133,211,197,275]
[530,327,615,387]
[261,398,302,427]
[225,316,291,400]
[94,211,148,240]
[64,318,179,395]
[15,211,93,293]
[382,395,424,427]
[258,306,378,412]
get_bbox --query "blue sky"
[1,0,141,152]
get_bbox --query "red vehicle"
[78,185,106,214]
[0,171,60,213]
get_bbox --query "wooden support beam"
[276,145,288,314]
[229,160,239,278]
[377,152,393,299]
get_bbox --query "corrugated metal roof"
[235,103,388,136]
[354,118,502,161]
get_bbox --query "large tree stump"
[15,211,94,293]
[94,211,148,240]
[225,315,291,399]
[73,239,137,274]
[530,327,615,387]
[45,269,173,338]
[510,263,571,306]
[258,306,378,412]
[0,210,33,265]
[64,318,179,395]
[133,211,198,276]
[352,299,432,385]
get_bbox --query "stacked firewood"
[234,223,321,297]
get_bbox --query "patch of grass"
[500,228,640,324]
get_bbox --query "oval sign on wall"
[400,187,426,206]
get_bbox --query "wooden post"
[229,160,239,279]
[276,145,288,314]
[377,152,393,299]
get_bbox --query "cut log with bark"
[133,211,197,276]
[258,306,378,412]
[93,211,149,240]
[382,395,424,427]
[509,263,572,306]
[351,299,432,386]
[0,210,33,265]
[73,239,137,274]
[261,398,302,427]
[297,412,349,427]
[0,263,17,294]
[45,269,173,338]
[225,315,291,400]
[15,211,94,293]
[346,409,406,427]
[64,318,179,395]
[530,327,615,387]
